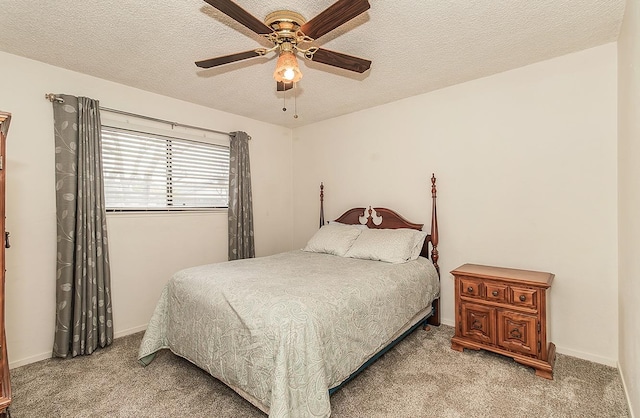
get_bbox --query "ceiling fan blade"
[203,0,272,35]
[311,48,371,73]
[195,50,261,68]
[276,81,293,91]
[300,0,370,40]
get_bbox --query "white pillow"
[345,228,428,264]
[328,220,368,230]
[411,232,428,259]
[303,224,363,256]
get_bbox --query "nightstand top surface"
[451,263,554,286]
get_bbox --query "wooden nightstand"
[450,263,556,379]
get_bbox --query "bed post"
[427,173,441,327]
[430,173,439,273]
[319,182,325,228]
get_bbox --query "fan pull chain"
[294,83,298,119]
[282,87,287,112]
[280,84,298,119]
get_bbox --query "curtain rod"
[44,93,236,138]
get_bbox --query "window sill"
[106,208,228,218]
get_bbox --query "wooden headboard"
[319,174,439,273]
[318,174,441,326]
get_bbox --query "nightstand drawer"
[459,277,484,299]
[485,283,508,303]
[510,287,538,310]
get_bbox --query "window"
[101,126,230,211]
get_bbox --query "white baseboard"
[554,345,617,367]
[9,352,52,369]
[436,321,617,366]
[619,365,636,418]
[440,318,455,327]
[9,324,149,370]
[114,324,147,339]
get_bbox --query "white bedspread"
[138,250,439,418]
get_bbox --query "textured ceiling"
[0,1,626,128]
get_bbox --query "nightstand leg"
[451,340,464,352]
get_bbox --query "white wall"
[618,0,640,414]
[292,44,619,365]
[0,41,624,374]
[0,51,293,367]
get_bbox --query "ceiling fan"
[196,0,372,92]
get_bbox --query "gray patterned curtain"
[228,131,255,260]
[52,95,113,358]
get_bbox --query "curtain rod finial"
[45,93,64,103]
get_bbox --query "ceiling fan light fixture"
[273,51,303,83]
[196,0,372,92]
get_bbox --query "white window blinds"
[101,126,230,211]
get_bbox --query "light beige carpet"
[9,325,630,417]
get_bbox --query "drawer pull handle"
[492,290,499,297]
[467,286,474,293]
[519,295,526,302]
[510,328,522,339]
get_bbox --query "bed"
[138,175,441,418]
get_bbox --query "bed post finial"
[430,173,439,273]
[319,182,325,228]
